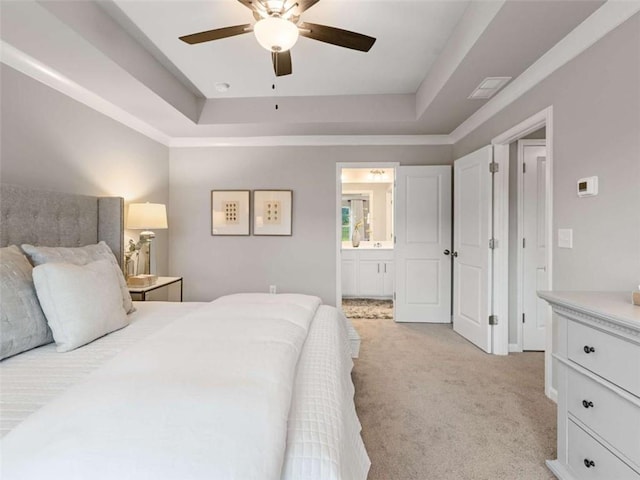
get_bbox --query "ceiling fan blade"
[298,22,376,52]
[236,0,256,11]
[287,0,320,14]
[179,24,251,45]
[272,50,292,77]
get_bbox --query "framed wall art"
[211,190,250,236]
[253,190,292,236]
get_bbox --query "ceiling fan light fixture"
[254,16,299,52]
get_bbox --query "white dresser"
[539,291,640,480]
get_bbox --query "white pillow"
[32,259,129,352]
[22,242,135,314]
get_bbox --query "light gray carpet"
[351,318,557,480]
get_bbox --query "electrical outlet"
[269,285,277,294]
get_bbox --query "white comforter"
[2,293,322,480]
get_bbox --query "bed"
[0,184,369,480]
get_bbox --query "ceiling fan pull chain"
[272,82,279,110]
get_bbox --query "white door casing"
[519,140,548,351]
[395,166,452,323]
[453,146,493,352]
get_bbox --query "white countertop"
[341,241,393,250]
[538,291,640,332]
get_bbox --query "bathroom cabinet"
[342,249,394,299]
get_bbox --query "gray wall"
[454,13,640,292]
[169,145,452,305]
[0,65,171,274]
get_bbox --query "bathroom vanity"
[539,291,640,480]
[342,243,394,299]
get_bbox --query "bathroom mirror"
[341,168,394,245]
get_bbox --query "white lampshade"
[254,16,299,52]
[127,203,168,230]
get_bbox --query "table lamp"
[127,203,168,277]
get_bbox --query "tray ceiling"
[0,0,607,140]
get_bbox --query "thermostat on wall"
[577,176,598,197]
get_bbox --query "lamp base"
[138,231,156,276]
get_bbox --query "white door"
[395,166,452,323]
[453,146,493,352]
[520,141,548,350]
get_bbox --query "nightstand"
[128,276,183,302]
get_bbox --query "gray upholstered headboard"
[0,184,124,268]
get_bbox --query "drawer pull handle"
[583,345,595,354]
[583,459,595,468]
[582,400,594,409]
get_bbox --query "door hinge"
[489,238,498,249]
[394,235,397,244]
[489,162,499,173]
[522,237,526,248]
[522,313,526,324]
[393,292,396,301]
[489,315,498,325]
[523,162,526,174]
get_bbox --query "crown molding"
[0,40,451,149]
[0,41,171,146]
[450,1,640,144]
[169,135,453,148]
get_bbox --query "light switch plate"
[558,229,573,248]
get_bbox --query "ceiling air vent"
[468,77,512,99]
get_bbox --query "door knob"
[452,251,458,258]
[444,249,450,255]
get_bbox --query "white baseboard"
[508,343,521,352]
[548,386,558,404]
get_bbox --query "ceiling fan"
[179,0,376,77]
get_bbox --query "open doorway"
[492,106,554,399]
[336,164,397,320]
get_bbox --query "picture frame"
[211,190,250,236]
[253,190,293,236]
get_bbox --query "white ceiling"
[0,0,612,141]
[111,0,470,98]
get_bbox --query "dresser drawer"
[567,368,640,466]
[568,320,640,397]
[568,420,640,480]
